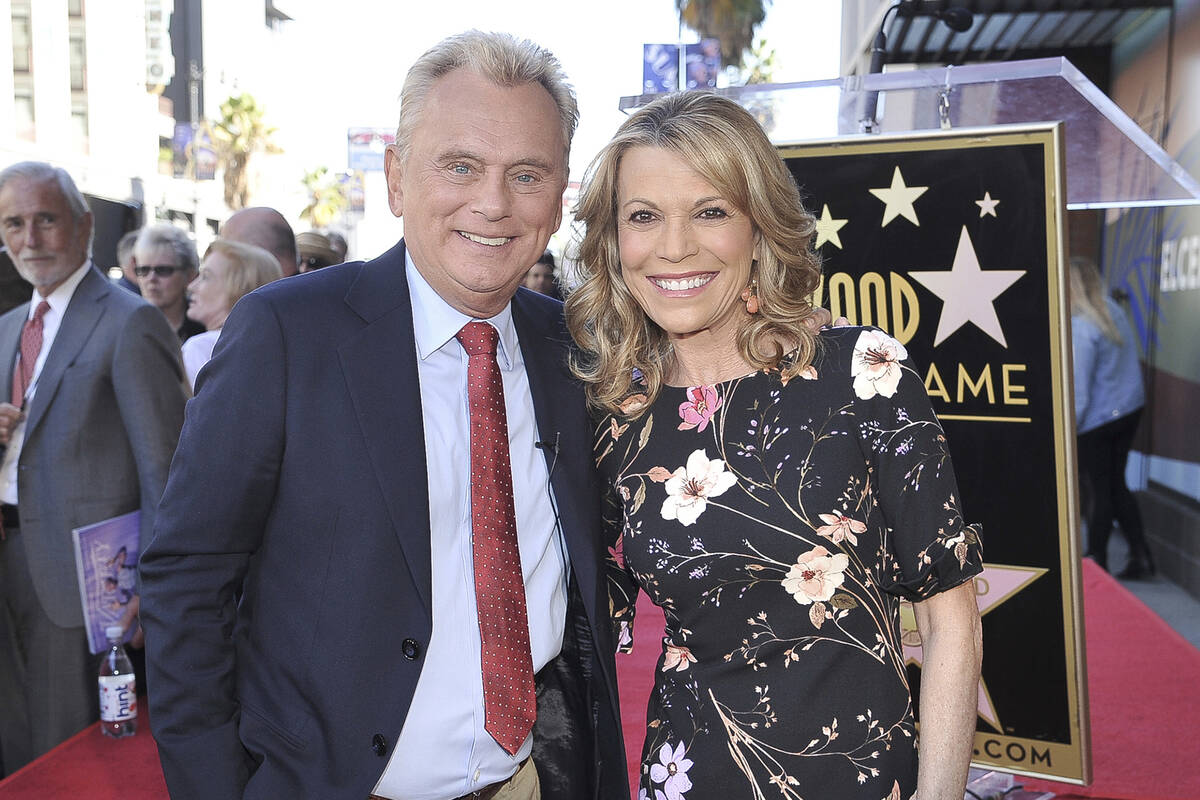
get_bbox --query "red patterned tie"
[12,300,49,407]
[456,321,536,755]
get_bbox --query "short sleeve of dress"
[847,328,984,601]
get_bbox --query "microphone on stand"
[859,1,975,134]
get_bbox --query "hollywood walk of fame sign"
[780,124,1089,783]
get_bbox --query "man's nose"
[472,172,512,221]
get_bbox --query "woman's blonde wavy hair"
[566,91,822,416]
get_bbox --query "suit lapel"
[24,268,106,440]
[0,302,28,404]
[338,241,434,614]
[511,291,602,613]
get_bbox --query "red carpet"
[614,559,1200,800]
[3,560,1196,799]
[0,708,167,799]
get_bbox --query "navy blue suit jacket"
[139,241,627,800]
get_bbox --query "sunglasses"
[134,265,188,278]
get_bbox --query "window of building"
[14,81,34,141]
[71,101,89,153]
[68,0,84,16]
[12,0,32,73]
[69,32,86,91]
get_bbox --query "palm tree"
[211,93,281,210]
[677,0,770,70]
[299,167,349,229]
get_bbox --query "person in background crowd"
[521,249,561,300]
[0,161,187,777]
[138,31,632,800]
[181,238,281,389]
[567,91,983,800]
[296,230,340,272]
[134,224,205,343]
[220,206,298,278]
[114,229,140,295]
[1070,256,1155,578]
[327,230,349,263]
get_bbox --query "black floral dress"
[597,327,983,800]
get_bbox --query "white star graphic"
[976,192,1000,218]
[813,204,848,249]
[907,227,1025,347]
[868,166,928,227]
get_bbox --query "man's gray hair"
[0,160,93,254]
[394,30,578,163]
[134,223,199,273]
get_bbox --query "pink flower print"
[662,642,697,672]
[783,546,850,605]
[816,512,867,546]
[851,329,908,399]
[677,385,721,431]
[650,741,693,800]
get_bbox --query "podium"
[618,58,1199,787]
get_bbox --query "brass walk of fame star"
[900,563,1047,731]
[869,166,928,227]
[976,192,1000,218]
[907,227,1026,348]
[814,204,848,249]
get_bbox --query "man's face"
[385,69,567,318]
[0,176,92,295]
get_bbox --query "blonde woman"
[1069,256,1153,577]
[182,238,280,389]
[567,92,983,800]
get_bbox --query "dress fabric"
[596,327,983,800]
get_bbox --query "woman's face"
[616,146,758,347]
[188,251,233,330]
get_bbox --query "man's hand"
[804,308,853,332]
[0,402,23,445]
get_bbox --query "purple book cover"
[71,510,140,654]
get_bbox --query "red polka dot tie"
[456,321,536,755]
[12,300,49,407]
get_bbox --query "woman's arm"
[912,579,983,800]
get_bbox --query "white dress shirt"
[0,261,93,505]
[372,255,568,800]
[181,328,220,390]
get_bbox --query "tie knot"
[32,300,49,321]
[456,321,499,358]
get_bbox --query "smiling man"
[138,31,629,800]
[0,162,187,776]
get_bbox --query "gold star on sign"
[868,166,928,227]
[813,204,848,249]
[976,192,1000,218]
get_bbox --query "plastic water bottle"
[98,625,137,738]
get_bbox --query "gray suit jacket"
[0,265,188,628]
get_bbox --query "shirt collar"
[32,259,92,319]
[405,250,519,369]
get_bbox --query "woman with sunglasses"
[133,224,205,342]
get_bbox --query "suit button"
[372,733,388,756]
[401,638,420,660]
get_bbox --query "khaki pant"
[369,756,539,800]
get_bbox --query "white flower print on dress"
[650,741,694,800]
[783,546,850,605]
[660,449,737,526]
[851,329,908,399]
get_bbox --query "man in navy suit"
[139,31,628,800]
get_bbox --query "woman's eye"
[629,210,655,224]
[698,207,728,219]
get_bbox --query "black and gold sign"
[781,124,1088,783]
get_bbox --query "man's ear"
[383,146,405,218]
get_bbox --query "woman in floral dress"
[565,92,983,800]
